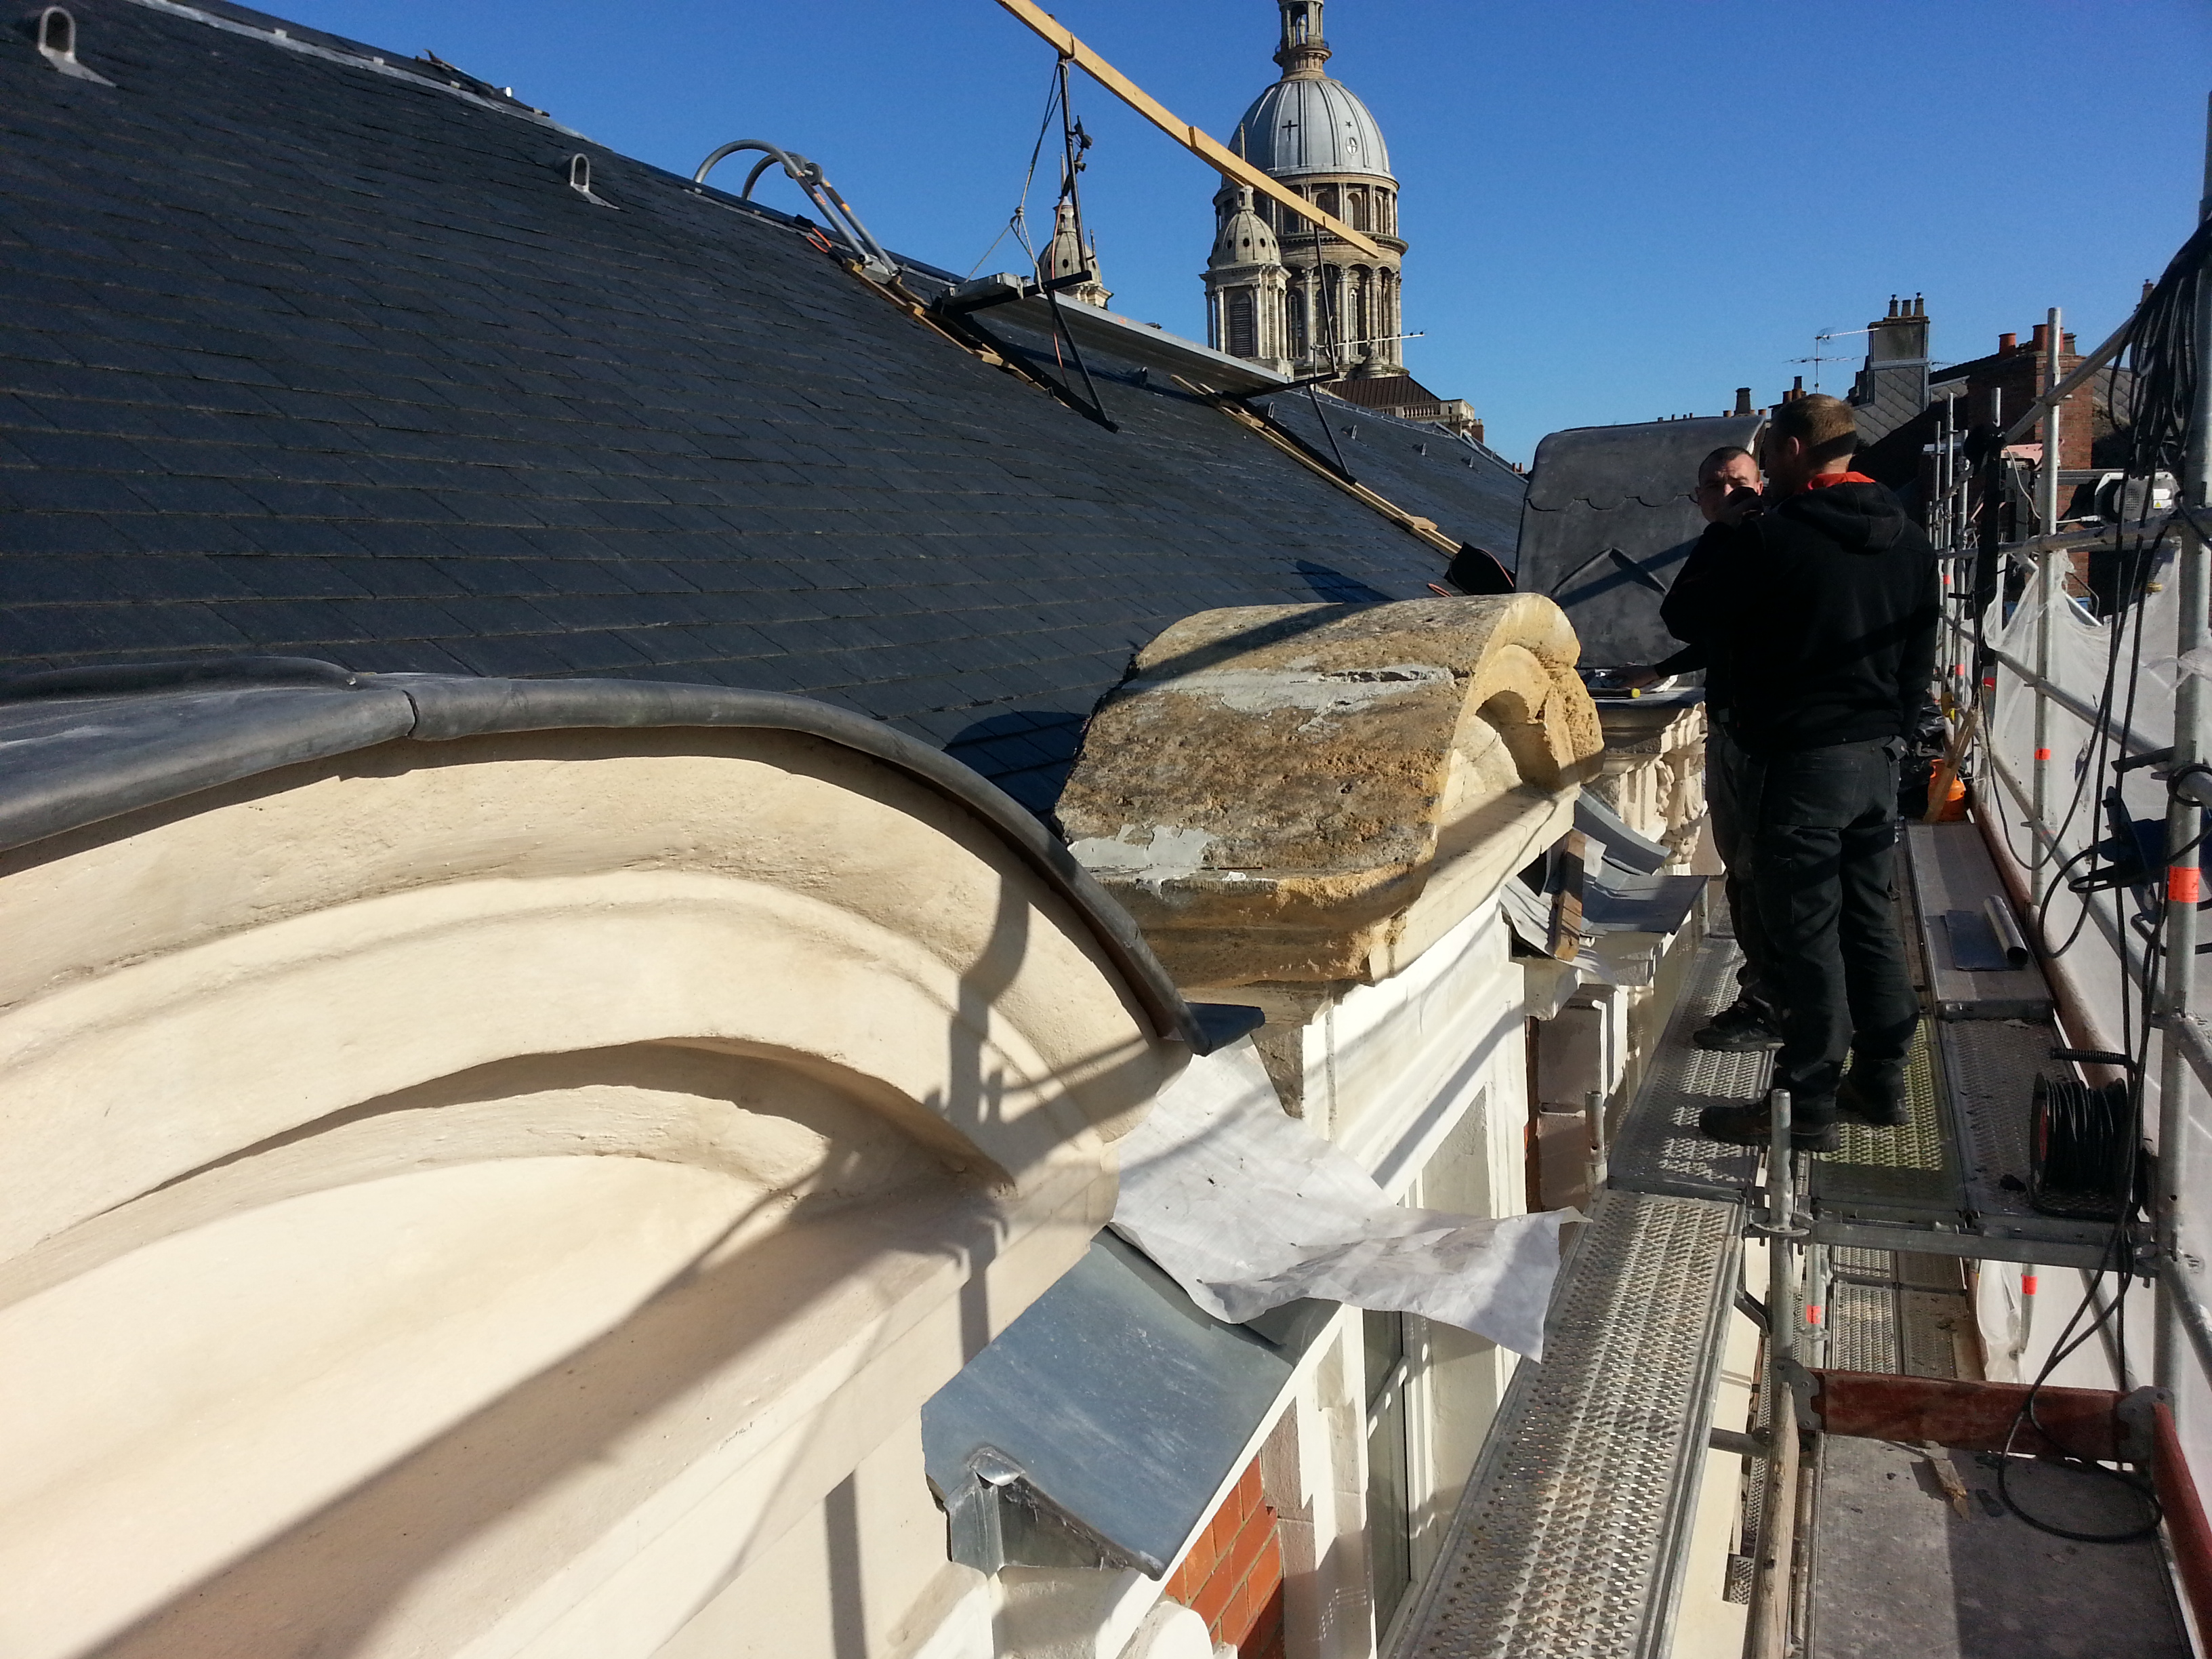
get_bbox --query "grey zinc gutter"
[0,661,1231,1054]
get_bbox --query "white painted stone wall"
[0,727,1177,1659]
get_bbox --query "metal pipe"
[2164,1256,2212,1383]
[1806,1242,1828,1363]
[1749,1088,1801,1659]
[2015,1264,2040,1369]
[2159,518,2210,1393]
[2160,100,2212,1389]
[2029,312,2064,893]
[1999,308,2138,447]
[1767,1088,1795,1235]
[2041,306,2065,535]
[1981,642,2165,760]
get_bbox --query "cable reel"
[2028,1073,2135,1222]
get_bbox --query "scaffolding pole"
[2156,94,2212,1394]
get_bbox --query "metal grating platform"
[1809,1016,1954,1218]
[1938,1018,2123,1266]
[1611,930,2126,1270]
[1605,937,1765,1202]
[1903,823,2053,1020]
[1390,1191,1741,1659]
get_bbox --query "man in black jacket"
[1647,444,1785,1053]
[1692,395,1938,1151]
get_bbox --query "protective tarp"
[1111,1038,1574,1360]
[1977,546,2212,1466]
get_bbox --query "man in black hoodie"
[1692,395,1938,1151]
[1647,444,1786,1054]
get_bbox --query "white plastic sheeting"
[1984,569,2194,1052]
[1981,556,2212,1452]
[1111,1037,1574,1361]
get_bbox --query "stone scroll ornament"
[1061,594,1604,988]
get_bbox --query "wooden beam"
[989,0,1387,262]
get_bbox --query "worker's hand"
[1715,485,1765,526]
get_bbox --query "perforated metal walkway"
[1608,864,2119,1271]
[1394,823,2125,1659]
[1391,1189,1742,1659]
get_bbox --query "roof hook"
[567,153,617,209]
[693,139,897,283]
[34,8,115,84]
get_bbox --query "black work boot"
[1693,1000,1784,1052]
[1837,1065,1908,1128]
[1696,1099,1839,1153]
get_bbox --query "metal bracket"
[1734,1288,1769,1332]
[2116,1385,2173,1464]
[693,140,897,282]
[1777,1356,1821,1432]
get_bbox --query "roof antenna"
[35,9,115,84]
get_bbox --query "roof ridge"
[113,0,592,138]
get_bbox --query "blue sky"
[274,0,2210,462]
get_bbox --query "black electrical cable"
[1979,216,2212,1538]
[1302,211,1356,482]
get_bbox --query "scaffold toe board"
[1389,1190,1741,1659]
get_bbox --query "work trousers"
[1744,737,1920,1122]
[1706,722,1778,1012]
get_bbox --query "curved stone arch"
[0,721,1184,1659]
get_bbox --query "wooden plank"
[1809,1370,2121,1458]
[989,0,1388,261]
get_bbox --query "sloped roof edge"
[0,662,1218,1052]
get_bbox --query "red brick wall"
[1944,337,2095,470]
[1162,1458,1286,1659]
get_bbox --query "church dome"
[1233,75,1393,182]
[1210,186,1281,269]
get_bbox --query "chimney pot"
[2062,331,2076,354]
[2144,278,2157,302]
[2031,322,2050,352]
[1913,293,1925,316]
[1999,331,2018,356]
[1734,386,1753,415]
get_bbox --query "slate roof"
[0,0,1518,814]
[1514,414,1764,667]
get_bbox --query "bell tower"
[1212,0,1405,381]
[1275,1,1329,77]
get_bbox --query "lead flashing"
[0,662,1213,1054]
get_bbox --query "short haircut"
[1766,394,1858,465]
[1697,444,1754,479]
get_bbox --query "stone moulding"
[1060,595,1603,988]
